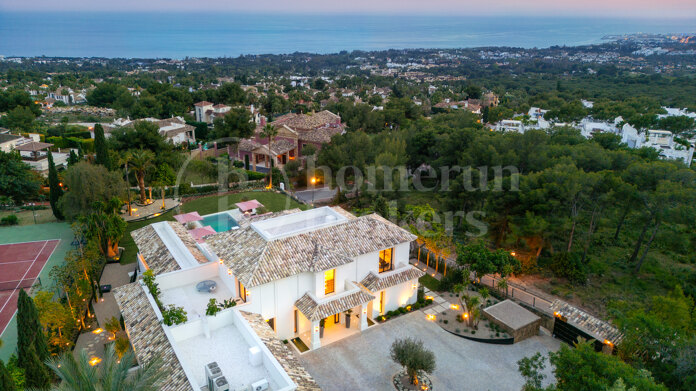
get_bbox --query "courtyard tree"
[389,337,436,386]
[46,344,164,391]
[76,199,126,259]
[128,149,155,204]
[34,290,76,354]
[152,163,176,209]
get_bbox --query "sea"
[0,12,694,58]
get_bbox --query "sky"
[1,0,695,18]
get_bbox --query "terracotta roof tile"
[294,283,375,321]
[239,311,321,391]
[206,209,416,287]
[113,283,192,391]
[360,266,425,292]
[130,225,181,275]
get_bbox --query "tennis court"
[0,239,59,335]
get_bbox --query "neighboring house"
[194,101,231,123]
[236,110,345,170]
[0,131,24,153]
[496,119,525,133]
[126,206,422,359]
[644,129,694,164]
[13,141,68,174]
[102,117,196,145]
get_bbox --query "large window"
[379,248,393,273]
[238,280,247,302]
[324,269,335,295]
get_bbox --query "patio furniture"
[196,280,217,293]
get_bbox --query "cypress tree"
[0,360,17,391]
[67,149,79,166]
[94,124,111,170]
[17,289,49,370]
[22,345,50,389]
[47,151,64,220]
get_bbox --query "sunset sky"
[1,0,695,18]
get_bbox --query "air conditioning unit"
[213,376,230,391]
[205,362,222,391]
[250,379,269,391]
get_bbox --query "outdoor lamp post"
[310,176,317,204]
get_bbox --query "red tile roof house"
[234,110,345,171]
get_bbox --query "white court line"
[0,239,54,245]
[0,260,36,265]
[0,240,57,336]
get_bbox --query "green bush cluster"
[45,136,94,152]
[0,214,19,225]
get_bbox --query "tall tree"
[17,289,50,389]
[57,162,126,220]
[128,149,155,204]
[0,151,40,205]
[47,151,64,220]
[260,124,279,187]
[94,124,111,170]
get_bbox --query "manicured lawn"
[119,191,305,264]
[419,274,441,292]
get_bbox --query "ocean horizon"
[0,12,694,58]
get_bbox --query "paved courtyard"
[298,311,560,391]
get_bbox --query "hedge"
[46,136,94,152]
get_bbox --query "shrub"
[0,215,19,226]
[443,319,448,324]
[232,160,245,168]
[550,252,587,284]
[206,299,221,316]
[162,305,187,326]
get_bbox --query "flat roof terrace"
[251,206,348,241]
[173,315,280,390]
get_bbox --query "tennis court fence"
[0,277,42,292]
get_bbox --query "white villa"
[115,206,423,391]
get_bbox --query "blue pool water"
[201,213,238,233]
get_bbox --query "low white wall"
[156,263,217,290]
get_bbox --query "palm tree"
[116,151,133,215]
[497,277,509,298]
[128,149,154,204]
[260,124,278,188]
[45,344,164,391]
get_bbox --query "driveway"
[298,311,560,391]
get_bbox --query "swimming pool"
[200,213,238,233]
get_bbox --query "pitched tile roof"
[273,110,340,130]
[295,283,375,321]
[239,311,321,391]
[206,209,416,287]
[360,266,425,292]
[550,300,624,344]
[113,283,192,391]
[130,225,181,275]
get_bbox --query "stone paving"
[298,311,560,391]
[73,262,137,361]
[121,197,180,221]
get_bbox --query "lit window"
[379,248,393,273]
[324,269,335,295]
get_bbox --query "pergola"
[15,141,53,160]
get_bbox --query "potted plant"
[319,318,325,338]
[345,309,353,328]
